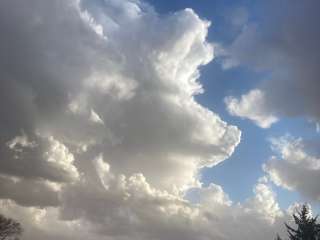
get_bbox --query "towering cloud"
[0,0,293,239]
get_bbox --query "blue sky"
[147,0,320,209]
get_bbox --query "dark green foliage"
[0,214,22,240]
[276,204,320,240]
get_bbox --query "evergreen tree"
[276,204,320,240]
[0,214,22,240]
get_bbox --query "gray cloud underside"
[264,136,320,201]
[223,0,320,127]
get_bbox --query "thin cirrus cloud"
[0,0,305,239]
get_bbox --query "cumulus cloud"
[58,154,285,240]
[1,132,79,183]
[225,89,278,128]
[2,154,287,240]
[245,177,282,223]
[0,0,241,192]
[264,136,320,201]
[221,0,320,128]
[0,0,297,239]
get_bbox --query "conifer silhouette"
[0,214,22,240]
[276,204,320,240]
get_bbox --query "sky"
[1,0,320,240]
[145,0,320,208]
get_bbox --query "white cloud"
[44,136,79,181]
[0,0,295,239]
[197,183,232,206]
[58,159,286,240]
[2,157,287,240]
[2,133,79,184]
[225,89,278,128]
[245,178,282,223]
[264,136,320,201]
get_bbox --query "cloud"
[1,132,79,183]
[1,0,240,194]
[0,0,287,239]
[221,0,320,128]
[245,177,282,223]
[0,176,60,208]
[0,0,301,239]
[264,136,320,201]
[0,0,240,195]
[57,159,285,240]
[2,159,287,240]
[225,89,278,128]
